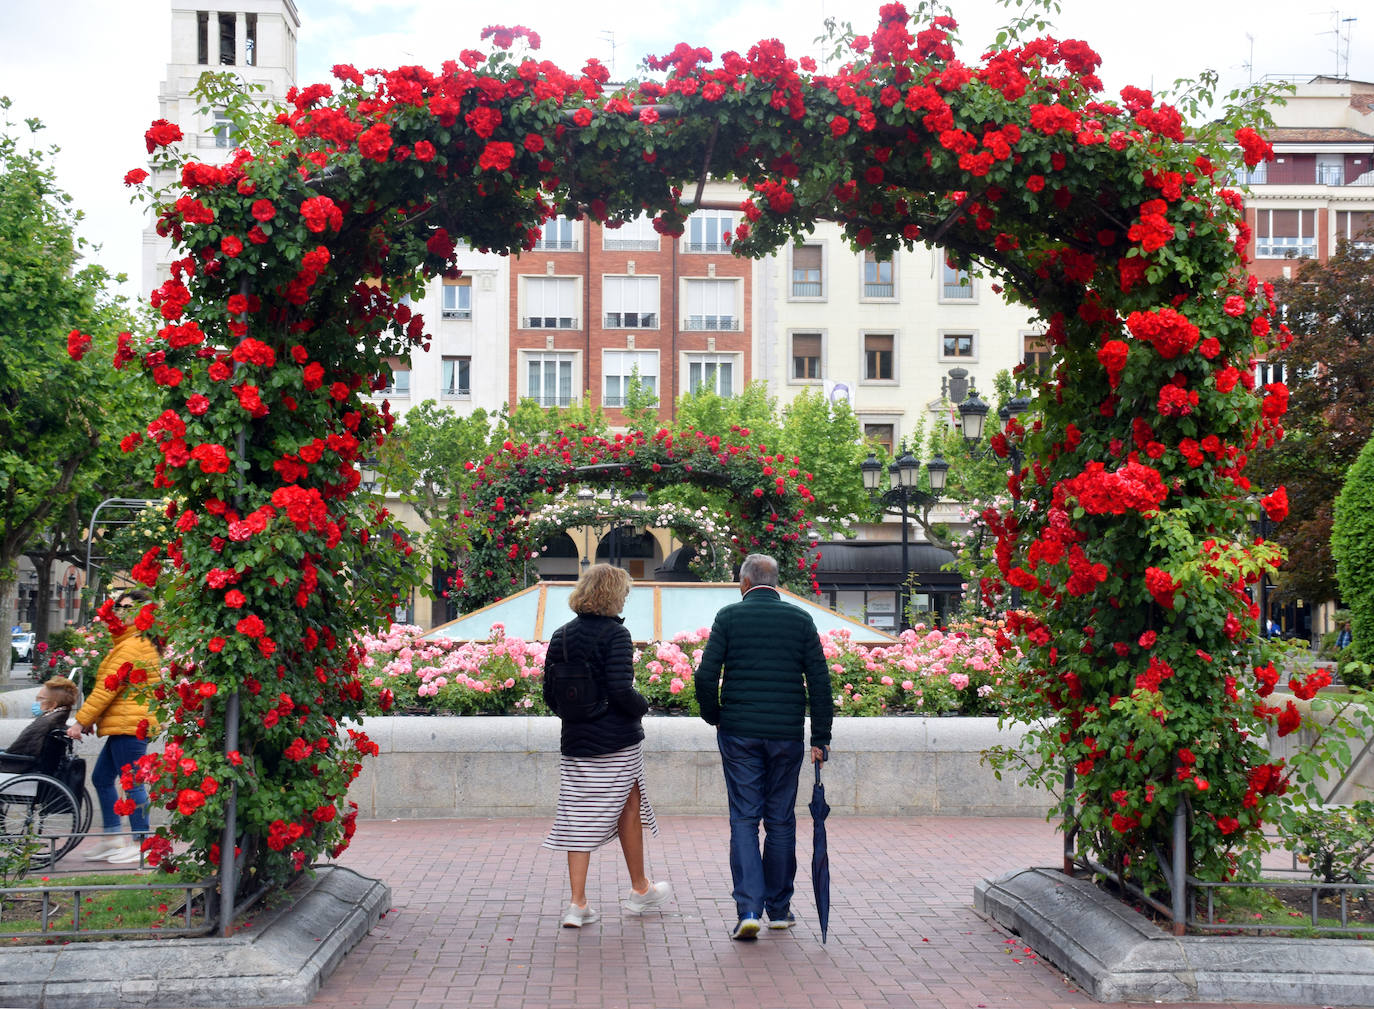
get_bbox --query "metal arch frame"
[83,497,164,586]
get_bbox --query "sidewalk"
[294,815,1310,1009]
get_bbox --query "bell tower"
[142,2,300,293]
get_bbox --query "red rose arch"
[111,7,1291,900]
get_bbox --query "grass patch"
[0,870,209,940]
[1202,884,1374,939]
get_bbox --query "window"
[864,333,894,381]
[197,12,209,64]
[441,356,471,397]
[792,333,822,381]
[245,13,258,67]
[380,359,410,396]
[863,251,894,298]
[603,350,658,406]
[442,278,472,319]
[1255,209,1317,259]
[684,279,739,331]
[603,276,659,328]
[686,212,735,253]
[1254,359,1285,389]
[603,214,659,251]
[792,244,823,298]
[1336,210,1374,254]
[1022,333,1051,375]
[686,354,735,397]
[940,260,975,301]
[523,277,578,328]
[941,332,975,360]
[864,424,895,455]
[527,352,575,407]
[1315,156,1344,186]
[533,216,577,251]
[212,112,238,149]
[218,12,236,65]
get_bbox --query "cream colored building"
[754,222,1040,455]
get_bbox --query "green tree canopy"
[1251,234,1374,605]
[0,98,149,671]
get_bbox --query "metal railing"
[1062,762,1374,937]
[0,877,217,939]
[603,238,660,251]
[682,317,740,331]
[791,281,822,297]
[864,282,895,298]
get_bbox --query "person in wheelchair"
[67,591,162,864]
[0,676,79,773]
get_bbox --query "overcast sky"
[0,0,1367,295]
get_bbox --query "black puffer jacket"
[543,614,649,757]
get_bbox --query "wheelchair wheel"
[0,773,82,869]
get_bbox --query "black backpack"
[547,629,608,723]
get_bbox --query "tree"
[0,98,145,675]
[1332,433,1374,666]
[1250,234,1374,605]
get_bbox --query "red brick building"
[508,185,751,424]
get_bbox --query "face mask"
[31,701,44,718]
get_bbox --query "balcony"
[683,317,740,332]
[532,238,578,252]
[942,283,974,300]
[1315,164,1345,186]
[791,281,823,297]
[685,241,730,253]
[864,282,895,298]
[441,308,472,320]
[604,313,658,328]
[603,237,660,251]
[523,317,578,329]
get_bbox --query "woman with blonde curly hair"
[542,564,671,927]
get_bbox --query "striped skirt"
[542,742,659,852]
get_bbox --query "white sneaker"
[561,902,599,928]
[106,843,145,865]
[625,880,672,913]
[84,836,125,859]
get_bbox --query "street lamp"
[860,444,943,632]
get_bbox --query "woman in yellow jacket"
[67,591,162,864]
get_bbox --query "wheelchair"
[0,727,93,869]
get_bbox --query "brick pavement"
[293,815,1317,1009]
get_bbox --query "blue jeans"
[91,734,150,835]
[717,732,804,920]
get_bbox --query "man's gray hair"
[740,553,779,587]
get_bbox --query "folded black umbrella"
[809,754,831,943]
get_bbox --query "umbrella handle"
[815,746,828,783]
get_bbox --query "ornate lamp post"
[860,443,943,631]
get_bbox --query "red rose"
[357,122,393,161]
[523,133,544,153]
[67,329,92,361]
[144,119,183,153]
[413,140,436,162]
[251,199,276,222]
[830,115,850,137]
[1276,700,1301,737]
[1261,486,1288,522]
[123,168,149,187]
[477,141,516,172]
[300,195,343,233]
[220,234,244,258]
[1144,566,1178,610]
[208,637,226,653]
[1096,340,1128,388]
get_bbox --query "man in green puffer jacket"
[696,553,833,940]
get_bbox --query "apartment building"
[1240,76,1374,286]
[756,222,1038,454]
[506,181,753,422]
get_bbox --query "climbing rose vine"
[114,5,1288,895]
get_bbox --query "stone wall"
[347,716,1055,819]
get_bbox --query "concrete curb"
[0,865,389,1008]
[975,866,1374,1005]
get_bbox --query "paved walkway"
[280,815,1313,1009]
